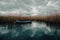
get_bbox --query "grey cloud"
[0,0,60,16]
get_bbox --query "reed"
[0,15,60,23]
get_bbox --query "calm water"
[0,21,60,40]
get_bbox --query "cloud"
[47,1,52,6]
[0,0,60,16]
[0,1,8,5]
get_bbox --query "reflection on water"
[0,21,60,40]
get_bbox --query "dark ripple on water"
[0,22,60,40]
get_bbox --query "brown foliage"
[0,15,60,23]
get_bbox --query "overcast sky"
[0,0,60,16]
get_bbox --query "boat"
[15,20,32,24]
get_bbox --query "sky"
[0,0,60,16]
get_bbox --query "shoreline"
[0,15,60,24]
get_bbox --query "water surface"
[0,21,60,40]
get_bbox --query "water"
[0,21,60,40]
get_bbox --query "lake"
[0,21,60,40]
